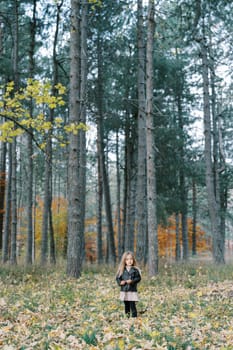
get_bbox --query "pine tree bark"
[26,0,37,265]
[41,151,50,265]
[0,143,6,251]
[116,130,122,259]
[175,213,181,261]
[96,147,103,264]
[192,178,197,256]
[78,0,87,262]
[146,0,158,276]
[136,0,147,263]
[2,144,12,263]
[177,88,189,260]
[96,33,116,265]
[210,43,226,261]
[200,36,223,263]
[40,1,64,265]
[10,0,19,265]
[10,138,17,265]
[67,0,87,277]
[123,112,137,253]
[180,172,188,260]
[193,0,224,264]
[67,0,82,277]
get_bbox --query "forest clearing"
[1,1,233,347]
[1,258,233,350]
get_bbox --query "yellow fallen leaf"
[50,344,63,350]
[174,327,183,336]
[118,338,125,350]
[151,330,160,338]
[1,325,13,333]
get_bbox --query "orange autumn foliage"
[34,196,67,252]
[17,198,210,261]
[158,215,211,259]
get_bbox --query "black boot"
[130,301,137,318]
[124,301,130,317]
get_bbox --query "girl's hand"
[120,280,126,285]
[126,279,132,284]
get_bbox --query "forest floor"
[1,255,233,349]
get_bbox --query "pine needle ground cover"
[1,261,233,349]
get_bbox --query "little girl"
[116,251,141,318]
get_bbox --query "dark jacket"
[116,267,141,292]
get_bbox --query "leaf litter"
[1,263,233,349]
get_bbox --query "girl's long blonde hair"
[116,251,140,277]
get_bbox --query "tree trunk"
[122,118,129,255]
[41,152,50,265]
[123,113,137,253]
[200,35,224,264]
[2,144,12,263]
[146,0,158,276]
[49,202,56,265]
[125,161,137,253]
[116,130,122,259]
[67,0,82,277]
[175,213,181,261]
[26,128,34,265]
[136,0,147,263]
[41,1,64,265]
[78,0,87,262]
[10,138,17,265]
[96,148,103,264]
[26,0,37,265]
[67,0,87,277]
[0,143,6,251]
[192,0,224,264]
[10,0,19,265]
[177,85,189,260]
[97,115,116,264]
[96,33,116,265]
[210,40,226,261]
[180,171,188,260]
[192,178,197,256]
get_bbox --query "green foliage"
[82,330,98,346]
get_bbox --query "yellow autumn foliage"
[0,79,87,144]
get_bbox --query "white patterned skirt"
[120,291,139,302]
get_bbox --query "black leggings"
[124,301,137,317]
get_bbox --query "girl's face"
[125,254,133,267]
